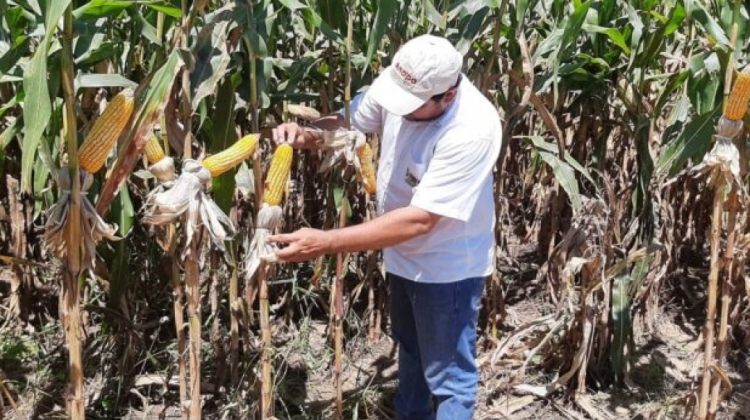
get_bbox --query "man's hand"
[268,228,334,262]
[272,122,311,148]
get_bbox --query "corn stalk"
[258,260,273,419]
[185,239,203,420]
[60,4,84,418]
[6,176,25,328]
[228,239,240,388]
[365,136,380,342]
[333,12,354,419]
[169,231,189,420]
[698,182,725,420]
[241,10,274,415]
[706,2,745,418]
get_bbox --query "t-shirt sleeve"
[411,136,499,222]
[341,91,383,135]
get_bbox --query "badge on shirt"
[405,167,421,187]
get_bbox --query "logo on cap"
[394,62,417,85]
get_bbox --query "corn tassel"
[201,134,259,178]
[78,89,135,174]
[356,143,376,195]
[725,71,750,120]
[263,144,293,206]
[144,134,165,164]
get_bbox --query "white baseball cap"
[369,34,463,116]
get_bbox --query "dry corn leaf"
[44,169,118,270]
[487,395,536,418]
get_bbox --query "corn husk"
[149,156,176,183]
[44,168,119,269]
[316,129,366,173]
[692,135,744,193]
[244,204,283,281]
[317,129,376,193]
[692,115,745,195]
[142,159,235,255]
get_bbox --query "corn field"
[1,0,750,419]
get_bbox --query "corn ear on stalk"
[144,134,165,164]
[725,72,750,121]
[78,89,135,174]
[356,143,376,195]
[245,144,296,281]
[202,134,259,178]
[263,144,293,206]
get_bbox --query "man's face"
[403,88,458,122]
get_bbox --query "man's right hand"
[272,122,312,148]
[272,114,345,149]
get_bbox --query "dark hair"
[429,75,462,101]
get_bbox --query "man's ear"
[443,88,459,104]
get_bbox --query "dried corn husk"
[716,116,744,139]
[44,168,118,269]
[149,156,176,183]
[142,159,234,255]
[692,135,743,192]
[316,129,366,173]
[244,204,284,281]
[316,129,377,194]
[321,129,375,193]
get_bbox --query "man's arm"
[268,206,441,262]
[272,114,344,149]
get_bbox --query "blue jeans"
[388,273,485,420]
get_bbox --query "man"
[270,34,502,420]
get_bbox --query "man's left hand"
[267,228,334,262]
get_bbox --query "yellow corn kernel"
[263,144,293,206]
[726,72,750,120]
[201,134,259,178]
[79,89,135,174]
[144,134,165,164]
[357,143,376,195]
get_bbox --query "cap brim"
[369,67,427,116]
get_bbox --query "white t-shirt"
[349,76,502,283]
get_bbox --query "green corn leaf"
[145,2,182,18]
[610,272,631,385]
[527,136,595,185]
[190,20,232,111]
[656,104,720,177]
[582,24,631,54]
[365,0,397,67]
[20,0,71,193]
[210,79,240,214]
[72,0,133,20]
[690,0,731,48]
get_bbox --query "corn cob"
[357,143,376,195]
[263,144,293,206]
[202,134,259,178]
[144,134,165,164]
[725,72,750,120]
[79,89,135,174]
